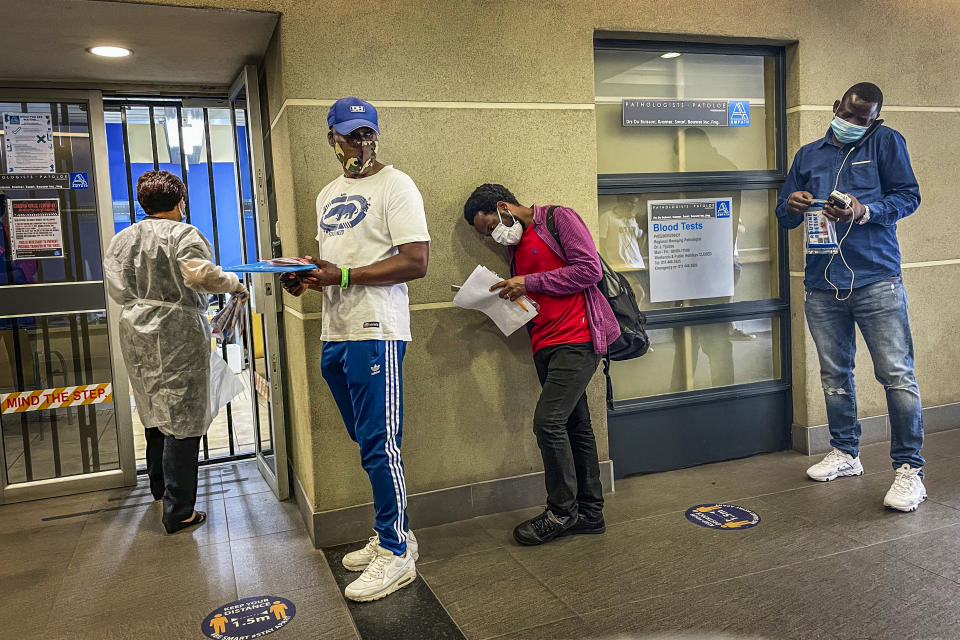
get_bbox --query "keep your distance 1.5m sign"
[202,596,296,640]
[685,504,761,530]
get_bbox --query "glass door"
[0,90,136,503]
[229,66,289,499]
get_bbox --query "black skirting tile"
[323,540,465,640]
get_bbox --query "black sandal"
[166,510,206,534]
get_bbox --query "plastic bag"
[805,205,839,255]
[211,291,249,341]
[208,349,244,423]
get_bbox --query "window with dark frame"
[593,39,790,408]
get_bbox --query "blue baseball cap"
[327,97,379,135]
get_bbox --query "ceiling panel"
[0,0,278,89]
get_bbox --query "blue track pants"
[321,340,409,555]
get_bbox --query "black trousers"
[532,342,604,521]
[144,428,202,532]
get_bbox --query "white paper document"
[2,112,56,173]
[453,265,538,336]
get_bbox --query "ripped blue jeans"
[805,276,924,470]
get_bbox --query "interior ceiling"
[0,0,279,90]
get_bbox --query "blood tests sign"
[1,384,113,414]
[648,198,734,303]
[7,199,64,259]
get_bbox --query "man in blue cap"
[280,97,430,601]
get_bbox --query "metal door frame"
[229,67,289,499]
[0,88,137,503]
[103,97,260,467]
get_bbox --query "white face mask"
[491,209,523,246]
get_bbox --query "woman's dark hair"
[137,170,186,214]
[463,183,519,226]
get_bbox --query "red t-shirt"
[514,225,592,354]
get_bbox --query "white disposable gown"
[104,218,241,438]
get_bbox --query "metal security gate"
[103,75,288,498]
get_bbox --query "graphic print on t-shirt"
[319,194,370,235]
[313,166,430,342]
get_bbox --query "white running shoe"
[342,530,419,571]
[883,464,926,512]
[344,545,417,602]
[806,448,864,482]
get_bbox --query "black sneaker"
[513,509,576,546]
[560,515,606,537]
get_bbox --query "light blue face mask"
[830,116,869,144]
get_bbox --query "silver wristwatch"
[856,204,871,225]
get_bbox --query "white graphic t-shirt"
[314,165,430,342]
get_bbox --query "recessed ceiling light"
[88,46,132,58]
[660,52,681,59]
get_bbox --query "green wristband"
[340,267,350,289]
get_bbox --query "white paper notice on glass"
[453,265,538,336]
[648,197,734,303]
[2,112,56,173]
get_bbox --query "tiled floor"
[7,432,960,639]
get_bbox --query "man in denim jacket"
[776,82,925,511]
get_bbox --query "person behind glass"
[463,184,620,545]
[104,170,247,533]
[775,82,925,511]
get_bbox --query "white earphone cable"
[823,146,858,301]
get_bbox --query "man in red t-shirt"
[463,183,620,546]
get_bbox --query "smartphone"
[827,190,852,209]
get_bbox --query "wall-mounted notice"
[622,99,751,127]
[2,112,56,173]
[648,198,734,303]
[7,199,64,260]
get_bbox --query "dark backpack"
[545,206,649,406]
[545,206,649,361]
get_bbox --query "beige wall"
[134,0,959,511]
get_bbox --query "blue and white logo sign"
[685,503,760,530]
[70,173,88,189]
[202,596,296,639]
[715,200,731,218]
[728,100,751,127]
[319,194,369,234]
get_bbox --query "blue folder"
[223,261,317,273]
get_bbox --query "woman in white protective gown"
[104,170,245,534]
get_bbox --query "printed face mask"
[491,209,523,246]
[830,116,868,144]
[335,139,378,176]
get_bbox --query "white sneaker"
[883,464,926,512]
[344,545,417,602]
[806,448,864,482]
[342,530,419,572]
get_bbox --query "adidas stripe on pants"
[321,340,409,555]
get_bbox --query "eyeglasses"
[340,129,377,143]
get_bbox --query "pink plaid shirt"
[510,204,620,355]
